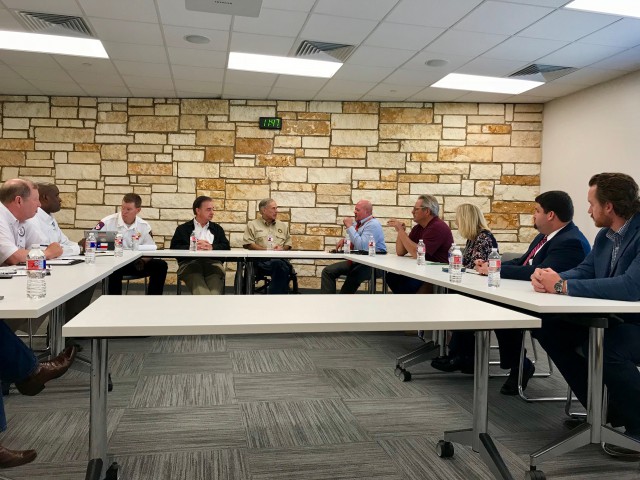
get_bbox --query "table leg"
[441,330,514,479]
[234,260,244,295]
[381,271,387,294]
[245,261,255,295]
[89,338,109,479]
[49,304,65,356]
[368,268,376,294]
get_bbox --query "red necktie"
[522,235,547,265]
[355,221,361,231]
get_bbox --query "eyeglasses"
[412,207,428,212]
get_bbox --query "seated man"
[243,198,292,294]
[386,194,453,293]
[532,173,640,456]
[170,196,230,294]
[435,191,591,395]
[0,320,77,468]
[95,193,167,295]
[321,199,386,294]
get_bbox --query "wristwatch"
[553,279,565,295]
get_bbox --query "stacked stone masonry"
[0,97,542,288]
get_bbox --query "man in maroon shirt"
[386,194,454,293]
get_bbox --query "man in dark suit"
[434,191,591,394]
[533,173,640,456]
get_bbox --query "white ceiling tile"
[122,75,174,90]
[314,0,396,21]
[176,91,220,98]
[234,8,308,37]
[0,78,41,94]
[383,68,443,87]
[273,75,328,90]
[261,0,316,11]
[163,25,230,51]
[0,64,21,79]
[360,92,411,101]
[387,0,483,28]
[223,83,273,98]
[552,67,629,86]
[332,64,394,83]
[402,50,473,72]
[268,87,318,100]
[72,72,126,86]
[484,36,568,62]
[408,86,467,102]
[52,56,117,73]
[457,57,529,77]
[300,13,378,45]
[79,84,131,96]
[454,1,553,35]
[88,18,164,45]
[12,66,74,82]
[526,81,588,97]
[537,43,626,68]
[78,0,158,22]
[319,79,377,94]
[173,79,222,95]
[172,65,224,83]
[577,19,640,48]
[589,46,640,72]
[504,93,554,103]
[114,60,171,77]
[156,0,231,30]
[519,10,620,42]
[365,82,424,98]
[0,8,22,29]
[427,30,509,57]
[503,0,567,6]
[167,47,226,68]
[346,46,416,68]
[1,0,82,15]
[103,42,168,63]
[365,23,444,50]
[0,51,59,68]
[29,80,86,96]
[128,87,177,97]
[229,33,296,56]
[314,90,363,101]
[224,70,278,87]
[454,91,513,103]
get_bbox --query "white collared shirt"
[0,203,44,265]
[193,219,214,244]
[31,207,80,257]
[96,212,155,249]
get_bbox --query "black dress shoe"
[500,358,535,395]
[15,346,77,396]
[0,445,37,468]
[431,355,474,374]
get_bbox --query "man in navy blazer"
[533,173,640,455]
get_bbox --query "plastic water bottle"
[344,236,351,254]
[114,233,124,257]
[449,245,463,283]
[132,232,140,251]
[448,243,456,268]
[488,248,501,288]
[417,239,426,266]
[267,234,274,251]
[368,235,376,256]
[85,232,96,264]
[26,244,46,299]
[189,231,197,251]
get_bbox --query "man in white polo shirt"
[95,193,167,295]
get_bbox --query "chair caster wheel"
[400,369,411,382]
[524,470,546,480]
[108,373,113,392]
[394,366,403,377]
[105,461,120,480]
[436,440,454,458]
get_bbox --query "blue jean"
[256,259,291,294]
[0,320,38,432]
[386,272,423,294]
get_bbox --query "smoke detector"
[185,0,263,18]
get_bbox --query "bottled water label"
[27,245,46,299]
[189,232,197,251]
[417,240,426,266]
[368,237,376,256]
[114,234,124,257]
[26,259,46,270]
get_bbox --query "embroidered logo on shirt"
[18,226,25,237]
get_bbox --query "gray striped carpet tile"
[233,372,340,403]
[344,397,473,439]
[150,335,226,353]
[297,332,373,350]
[321,367,426,400]
[109,405,247,455]
[230,349,315,374]
[116,448,250,480]
[247,442,405,480]
[130,373,235,408]
[107,337,155,354]
[307,348,396,370]
[140,352,233,376]
[240,398,371,449]
[0,460,88,480]
[225,333,305,351]
[107,353,147,377]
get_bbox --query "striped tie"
[522,235,547,265]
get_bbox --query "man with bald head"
[321,200,387,294]
[0,179,62,265]
[32,183,80,257]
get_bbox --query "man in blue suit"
[533,172,640,456]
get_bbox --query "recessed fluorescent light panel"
[228,52,341,78]
[431,73,543,94]
[565,0,640,19]
[0,31,108,58]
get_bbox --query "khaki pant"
[178,259,225,295]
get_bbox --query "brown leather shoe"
[15,346,77,396]
[0,445,37,468]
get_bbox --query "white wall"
[541,69,640,242]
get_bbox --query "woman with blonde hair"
[431,203,498,374]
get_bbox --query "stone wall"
[0,96,542,288]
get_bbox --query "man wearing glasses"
[386,194,453,293]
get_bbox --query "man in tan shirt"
[243,198,292,294]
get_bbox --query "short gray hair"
[258,198,275,212]
[417,194,439,217]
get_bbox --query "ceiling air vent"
[295,40,355,63]
[16,11,94,37]
[509,64,578,82]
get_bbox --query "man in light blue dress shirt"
[321,200,386,294]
